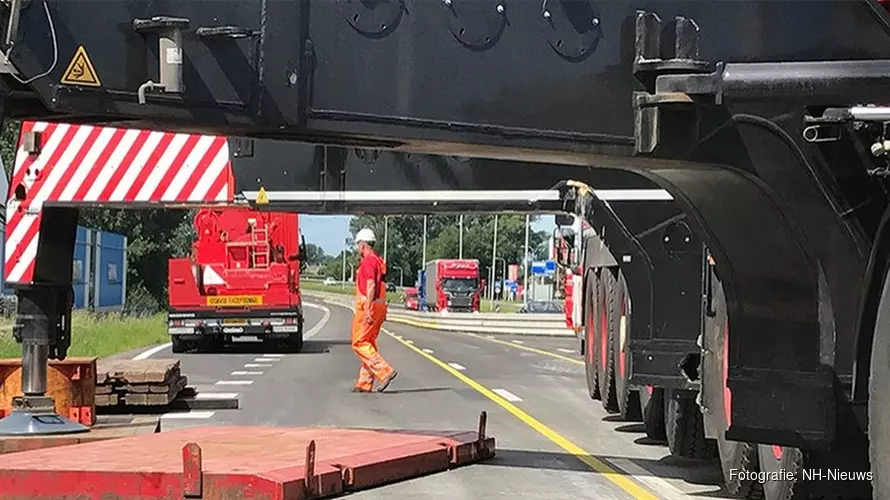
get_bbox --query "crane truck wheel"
[171,335,189,354]
[639,386,667,442]
[583,270,601,400]
[598,268,619,413]
[869,270,890,499]
[612,271,642,421]
[664,388,717,460]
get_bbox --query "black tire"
[707,279,762,498]
[640,386,667,442]
[598,269,619,413]
[870,270,890,499]
[584,271,601,400]
[665,389,717,459]
[171,336,188,353]
[613,271,641,421]
[757,445,806,500]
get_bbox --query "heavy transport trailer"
[1,0,890,497]
[552,195,714,459]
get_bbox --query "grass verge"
[0,310,168,359]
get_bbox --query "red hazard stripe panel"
[4,121,234,285]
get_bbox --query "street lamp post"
[393,266,405,287]
[383,215,389,262]
[459,215,464,259]
[422,215,428,267]
[489,214,498,307]
[523,214,530,304]
[341,237,348,289]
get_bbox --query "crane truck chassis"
[0,0,887,497]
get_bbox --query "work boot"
[377,371,398,393]
[351,386,372,393]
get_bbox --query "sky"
[300,215,556,256]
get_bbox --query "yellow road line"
[387,315,584,365]
[382,327,659,500]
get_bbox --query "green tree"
[302,243,327,265]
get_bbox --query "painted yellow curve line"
[382,327,659,500]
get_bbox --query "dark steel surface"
[2,1,888,150]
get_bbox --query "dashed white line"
[231,371,263,376]
[493,389,523,402]
[254,358,277,363]
[194,393,238,400]
[422,348,434,354]
[244,363,269,368]
[406,339,414,344]
[448,362,467,371]
[215,380,254,386]
[161,411,216,419]
[511,340,525,345]
[485,335,495,340]
[557,348,575,354]
[263,354,285,358]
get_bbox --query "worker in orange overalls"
[351,228,398,393]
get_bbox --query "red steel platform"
[0,412,495,499]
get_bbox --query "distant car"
[386,282,396,293]
[323,277,336,286]
[517,301,564,314]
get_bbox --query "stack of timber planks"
[95,359,188,407]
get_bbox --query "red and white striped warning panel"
[4,121,234,284]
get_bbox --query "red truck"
[167,208,307,353]
[403,287,420,311]
[423,259,481,313]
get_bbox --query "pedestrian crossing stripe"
[61,46,101,87]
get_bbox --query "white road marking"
[194,393,238,400]
[231,371,264,376]
[406,339,414,344]
[263,354,285,358]
[244,363,269,368]
[448,362,467,371]
[493,389,523,402]
[486,335,495,339]
[254,358,277,363]
[422,348,434,354]
[302,302,331,339]
[161,411,215,419]
[609,458,711,500]
[132,342,172,360]
[215,380,253,386]
[512,340,525,344]
[557,348,575,354]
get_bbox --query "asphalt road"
[136,299,726,500]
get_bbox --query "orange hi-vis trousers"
[352,297,393,391]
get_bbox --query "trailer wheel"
[665,388,717,459]
[613,271,641,421]
[639,386,667,442]
[870,269,890,498]
[598,269,619,413]
[583,271,601,400]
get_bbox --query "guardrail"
[303,290,575,338]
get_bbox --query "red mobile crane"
[167,208,307,353]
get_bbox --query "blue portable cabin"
[1,224,128,311]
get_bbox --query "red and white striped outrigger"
[4,121,235,285]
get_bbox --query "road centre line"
[492,389,523,402]
[448,362,467,371]
[382,327,660,500]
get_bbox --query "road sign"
[545,260,557,273]
[531,261,547,275]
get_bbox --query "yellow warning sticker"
[61,46,101,87]
[256,187,269,205]
[207,295,263,307]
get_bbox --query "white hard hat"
[355,228,376,243]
